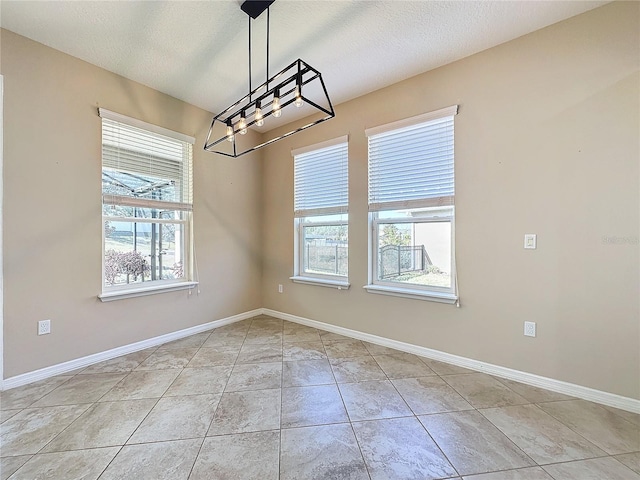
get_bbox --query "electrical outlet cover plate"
[524,321,536,337]
[38,319,51,335]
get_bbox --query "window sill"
[364,284,458,304]
[290,276,350,290]
[98,282,199,302]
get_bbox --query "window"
[292,136,349,289]
[99,109,196,300]
[366,106,458,303]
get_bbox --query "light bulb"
[294,85,303,108]
[272,89,282,118]
[254,102,264,127]
[238,110,247,135]
[226,121,234,142]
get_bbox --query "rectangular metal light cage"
[204,58,335,158]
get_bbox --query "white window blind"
[294,137,348,217]
[367,106,458,211]
[100,109,194,211]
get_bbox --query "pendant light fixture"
[204,0,335,158]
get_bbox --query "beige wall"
[1,29,263,378]
[261,2,640,399]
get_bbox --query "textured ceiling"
[1,1,608,118]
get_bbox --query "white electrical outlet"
[524,321,536,337]
[38,319,51,335]
[278,284,283,294]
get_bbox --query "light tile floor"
[1,315,639,480]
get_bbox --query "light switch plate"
[524,234,537,249]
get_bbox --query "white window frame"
[293,215,350,288]
[291,136,350,290]
[98,109,197,301]
[370,209,456,302]
[365,106,458,304]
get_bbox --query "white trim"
[368,196,454,213]
[2,309,262,390]
[98,281,198,302]
[102,195,193,212]
[294,215,349,282]
[98,108,196,145]
[6,302,638,414]
[290,276,350,290]
[369,209,457,301]
[365,105,458,137]
[103,216,188,226]
[364,284,458,304]
[263,308,640,414]
[291,134,348,157]
[0,75,4,390]
[294,206,348,217]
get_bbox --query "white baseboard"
[2,309,262,391]
[263,308,640,414]
[5,306,639,415]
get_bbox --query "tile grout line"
[329,337,540,478]
[539,455,640,480]
[27,402,93,457]
[433,372,545,473]
[97,328,213,477]
[322,335,372,479]
[488,403,612,465]
[346,420,373,480]
[92,338,195,478]
[204,321,249,438]
[535,399,640,449]
[385,370,463,479]
[137,322,247,478]
[278,318,284,480]
[2,343,164,477]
